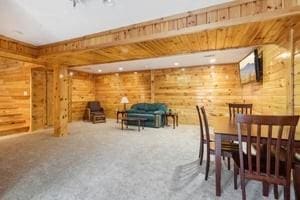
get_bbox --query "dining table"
[209,116,300,197]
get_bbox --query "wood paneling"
[154,65,243,124]
[0,35,39,63]
[70,71,96,121]
[295,40,300,129]
[94,65,241,124]
[95,71,151,118]
[31,68,47,131]
[242,45,289,114]
[31,68,54,131]
[0,57,38,134]
[41,16,300,67]
[39,0,298,56]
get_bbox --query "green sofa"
[126,103,168,128]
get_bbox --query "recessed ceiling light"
[174,62,180,66]
[210,58,216,64]
[134,72,138,74]
[119,67,123,71]
[69,72,74,76]
[211,65,215,69]
[103,0,115,6]
[98,69,102,72]
[181,68,185,71]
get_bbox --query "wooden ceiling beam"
[38,0,300,57]
[0,35,40,63]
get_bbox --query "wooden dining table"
[209,116,300,197]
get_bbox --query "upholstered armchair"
[86,101,106,123]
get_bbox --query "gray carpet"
[0,120,295,200]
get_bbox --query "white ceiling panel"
[0,0,232,45]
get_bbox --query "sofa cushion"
[127,113,155,121]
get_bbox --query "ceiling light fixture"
[119,67,123,71]
[98,69,102,72]
[174,62,180,66]
[103,0,115,6]
[70,0,80,7]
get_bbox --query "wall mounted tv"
[239,49,263,84]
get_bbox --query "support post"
[53,65,69,137]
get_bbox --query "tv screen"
[239,50,261,84]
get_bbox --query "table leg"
[215,134,222,196]
[176,115,178,127]
[117,112,119,123]
[138,120,140,132]
[173,116,175,129]
[121,120,124,130]
[166,116,168,126]
[142,120,144,130]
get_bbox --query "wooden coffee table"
[120,117,146,132]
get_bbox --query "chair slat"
[228,103,252,119]
[256,125,261,175]
[275,125,284,178]
[247,124,252,173]
[266,125,272,176]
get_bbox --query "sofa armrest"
[153,110,164,115]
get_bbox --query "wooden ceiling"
[41,16,300,67]
[0,0,299,67]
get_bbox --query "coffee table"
[120,117,147,132]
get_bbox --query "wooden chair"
[293,150,300,200]
[196,105,239,181]
[228,103,252,119]
[233,114,299,200]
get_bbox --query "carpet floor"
[0,120,296,200]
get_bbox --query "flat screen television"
[239,49,263,84]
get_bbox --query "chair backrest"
[236,114,299,183]
[87,101,101,112]
[196,106,211,146]
[229,103,252,119]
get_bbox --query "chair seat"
[232,152,287,177]
[209,141,239,152]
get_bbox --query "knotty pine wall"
[31,70,95,131]
[241,45,289,115]
[95,71,151,118]
[0,57,40,134]
[94,64,242,124]
[154,64,242,124]
[295,40,300,130]
[70,71,96,121]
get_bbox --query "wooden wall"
[295,40,300,129]
[94,65,241,124]
[32,68,47,131]
[95,71,151,118]
[241,45,289,115]
[70,71,96,121]
[154,65,242,124]
[0,57,38,135]
[31,68,54,131]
